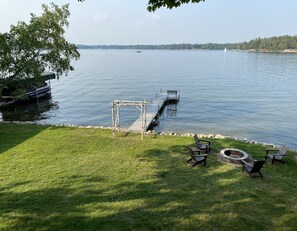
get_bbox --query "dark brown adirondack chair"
[265,145,289,164]
[241,159,265,178]
[186,147,208,167]
[193,134,211,154]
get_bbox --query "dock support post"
[111,100,115,138]
[143,99,147,138]
[49,79,52,94]
[141,102,144,140]
[116,99,120,131]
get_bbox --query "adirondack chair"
[193,134,211,154]
[186,147,208,167]
[265,145,289,164]
[242,159,265,178]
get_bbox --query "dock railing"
[165,90,180,101]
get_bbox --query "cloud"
[146,13,161,21]
[131,20,144,29]
[130,13,161,29]
[129,13,161,30]
[92,12,108,25]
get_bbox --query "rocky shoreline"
[2,120,283,149]
[239,48,297,53]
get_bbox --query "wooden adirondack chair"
[186,147,208,167]
[193,134,211,154]
[265,145,289,164]
[242,159,265,178]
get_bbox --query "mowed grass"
[0,123,297,231]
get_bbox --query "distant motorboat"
[136,50,142,53]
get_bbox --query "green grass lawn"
[0,123,297,231]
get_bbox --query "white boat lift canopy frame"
[111,99,147,139]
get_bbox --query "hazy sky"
[0,0,296,45]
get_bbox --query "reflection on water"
[152,102,179,130]
[0,99,59,121]
[166,102,179,117]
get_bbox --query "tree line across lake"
[78,35,297,52]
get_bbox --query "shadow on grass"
[0,144,296,230]
[0,123,49,155]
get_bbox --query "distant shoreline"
[77,46,297,54]
[77,35,297,52]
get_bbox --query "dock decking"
[128,90,180,132]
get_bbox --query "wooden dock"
[128,90,180,132]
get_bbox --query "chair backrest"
[250,160,265,173]
[194,134,201,145]
[279,145,289,156]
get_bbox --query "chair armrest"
[187,146,201,154]
[241,160,253,168]
[273,154,287,157]
[199,139,211,145]
[266,149,278,154]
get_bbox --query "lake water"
[1,49,297,149]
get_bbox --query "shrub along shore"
[0,122,296,230]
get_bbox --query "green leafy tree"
[0,3,80,97]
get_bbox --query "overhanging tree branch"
[0,3,80,97]
[77,0,206,12]
[147,0,205,12]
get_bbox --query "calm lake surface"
[1,49,297,149]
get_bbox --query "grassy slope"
[0,123,296,231]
